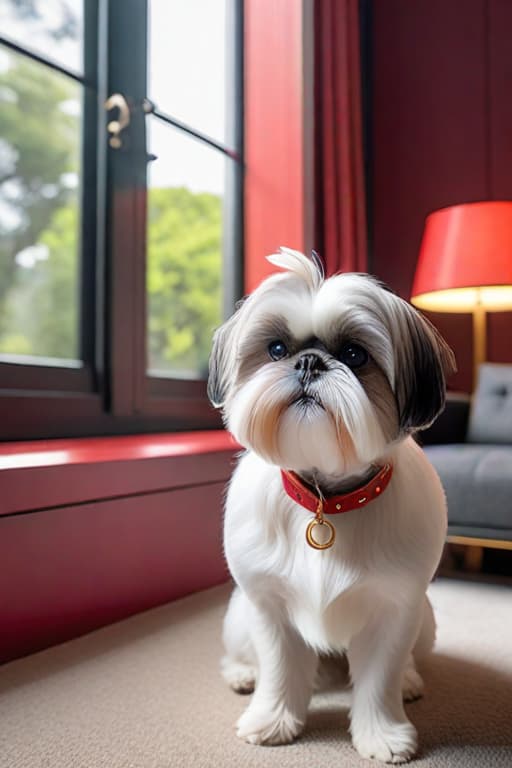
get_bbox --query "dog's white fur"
[208,249,455,763]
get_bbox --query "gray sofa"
[421,363,512,545]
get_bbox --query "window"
[0,0,243,440]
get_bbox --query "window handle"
[105,93,131,149]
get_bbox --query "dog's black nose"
[295,353,326,385]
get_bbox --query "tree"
[1,186,222,369]
[0,6,223,371]
[2,0,79,40]
[0,205,78,358]
[147,186,222,376]
[0,51,78,337]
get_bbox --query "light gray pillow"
[467,363,512,444]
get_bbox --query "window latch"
[105,93,131,149]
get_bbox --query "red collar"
[281,463,393,516]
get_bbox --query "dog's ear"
[207,299,247,408]
[394,301,457,433]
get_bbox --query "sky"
[0,0,229,195]
[147,0,228,194]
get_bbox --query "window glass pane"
[0,0,83,74]
[0,46,81,362]
[148,0,228,144]
[147,118,226,379]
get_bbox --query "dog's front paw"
[236,704,304,746]
[352,719,418,763]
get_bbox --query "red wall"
[372,0,512,392]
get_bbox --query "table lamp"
[411,201,512,388]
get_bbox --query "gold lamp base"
[472,303,487,390]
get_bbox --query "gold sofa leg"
[463,545,484,573]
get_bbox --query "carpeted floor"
[1,578,511,768]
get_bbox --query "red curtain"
[314,0,368,275]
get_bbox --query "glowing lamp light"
[411,201,512,386]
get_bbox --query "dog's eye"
[339,343,368,369]
[268,340,288,361]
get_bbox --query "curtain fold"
[314,0,368,275]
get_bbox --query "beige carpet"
[1,579,511,768]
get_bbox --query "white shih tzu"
[208,248,455,763]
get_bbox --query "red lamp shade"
[411,201,512,312]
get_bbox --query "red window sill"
[0,431,239,516]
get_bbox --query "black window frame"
[0,0,243,441]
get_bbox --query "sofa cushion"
[468,363,512,444]
[446,524,512,541]
[424,444,512,532]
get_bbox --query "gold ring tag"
[306,517,336,549]
[305,498,336,550]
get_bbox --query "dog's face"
[209,249,456,475]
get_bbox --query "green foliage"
[0,186,222,371]
[35,206,78,358]
[0,50,78,334]
[0,205,78,358]
[147,186,222,375]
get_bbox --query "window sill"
[0,430,239,516]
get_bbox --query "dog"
[208,248,455,763]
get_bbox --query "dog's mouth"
[291,393,325,410]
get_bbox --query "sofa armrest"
[418,392,471,446]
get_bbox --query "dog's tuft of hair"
[266,246,324,290]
